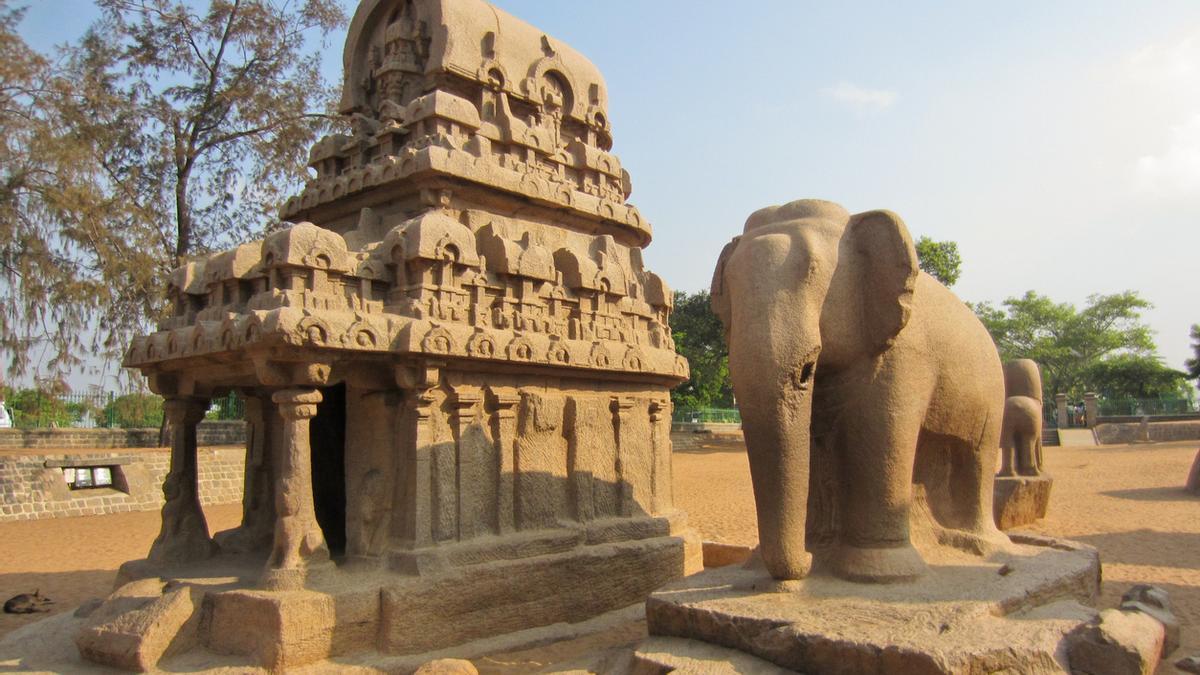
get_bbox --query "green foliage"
[0,0,345,382]
[914,236,962,287]
[670,291,733,409]
[205,392,245,421]
[971,290,1157,400]
[1187,324,1200,381]
[1,386,87,428]
[104,393,164,429]
[1083,354,1190,401]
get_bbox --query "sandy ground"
[0,501,243,639]
[0,440,1196,672]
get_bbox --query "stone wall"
[670,429,744,451]
[1094,420,1200,445]
[671,422,742,435]
[0,421,246,450]
[0,446,246,522]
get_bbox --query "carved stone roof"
[204,242,265,284]
[340,0,609,128]
[478,227,555,282]
[262,222,352,273]
[169,262,207,297]
[383,211,481,265]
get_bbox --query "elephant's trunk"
[733,341,820,580]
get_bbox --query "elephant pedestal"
[646,533,1165,674]
[994,474,1054,530]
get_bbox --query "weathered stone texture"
[74,579,202,672]
[994,474,1053,530]
[1065,608,1164,675]
[1119,584,1180,657]
[647,537,1120,674]
[632,636,794,674]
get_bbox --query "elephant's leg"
[1017,430,1036,476]
[998,397,1020,477]
[742,407,813,580]
[951,409,1008,543]
[998,426,1017,477]
[832,397,927,583]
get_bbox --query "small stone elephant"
[998,359,1044,477]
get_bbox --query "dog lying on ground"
[3,590,53,614]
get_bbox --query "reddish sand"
[0,440,1196,671]
[0,501,243,639]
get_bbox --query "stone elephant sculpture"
[999,359,1044,477]
[711,199,1008,583]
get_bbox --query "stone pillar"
[490,387,519,535]
[1055,393,1068,429]
[401,384,437,547]
[149,397,215,564]
[649,398,672,515]
[451,384,491,540]
[261,388,330,590]
[214,394,276,554]
[611,396,637,517]
[1083,392,1099,429]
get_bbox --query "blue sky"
[17,1,1200,382]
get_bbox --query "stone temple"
[101,0,700,669]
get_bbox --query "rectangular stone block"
[380,533,697,655]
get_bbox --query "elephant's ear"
[710,235,741,334]
[847,210,919,353]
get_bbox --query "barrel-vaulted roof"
[340,0,609,126]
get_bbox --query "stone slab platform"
[994,474,1054,529]
[199,530,700,670]
[646,534,1106,674]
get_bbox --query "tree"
[971,290,1156,400]
[0,0,345,383]
[1187,324,1200,382]
[104,392,164,428]
[0,1,109,382]
[914,236,962,287]
[0,385,87,428]
[670,291,733,410]
[1083,353,1190,401]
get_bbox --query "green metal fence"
[673,408,742,424]
[1,390,245,429]
[1042,397,1198,427]
[1096,397,1198,417]
[1042,400,1059,429]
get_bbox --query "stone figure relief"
[711,199,1009,583]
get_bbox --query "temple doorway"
[310,382,347,557]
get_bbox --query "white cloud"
[821,81,897,113]
[1134,113,1200,196]
[1119,30,1200,89]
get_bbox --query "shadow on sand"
[1099,486,1199,503]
